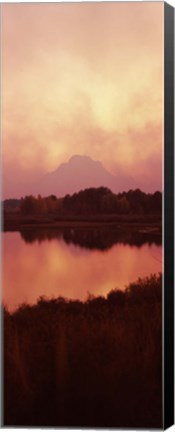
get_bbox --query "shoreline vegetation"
[3,212,162,231]
[4,274,162,428]
[3,187,162,231]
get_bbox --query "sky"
[1,2,164,198]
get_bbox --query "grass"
[3,211,162,231]
[3,274,162,428]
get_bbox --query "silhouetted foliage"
[62,187,162,216]
[20,195,38,214]
[7,187,162,216]
[3,199,21,212]
[20,195,60,215]
[4,274,162,428]
[107,289,126,306]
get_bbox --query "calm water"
[3,229,162,311]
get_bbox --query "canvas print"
[2,2,163,428]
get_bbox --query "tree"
[20,196,38,215]
[118,196,130,214]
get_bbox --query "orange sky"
[1,2,164,198]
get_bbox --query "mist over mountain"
[36,155,136,197]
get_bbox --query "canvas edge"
[164,2,174,430]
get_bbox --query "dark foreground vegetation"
[4,274,162,428]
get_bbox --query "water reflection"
[3,230,162,311]
[20,227,162,250]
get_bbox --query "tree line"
[63,187,162,215]
[4,187,162,215]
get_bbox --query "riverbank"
[4,274,162,428]
[3,212,162,233]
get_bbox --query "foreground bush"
[3,274,162,428]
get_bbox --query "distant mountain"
[36,155,136,197]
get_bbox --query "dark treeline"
[3,187,162,216]
[63,187,162,215]
[4,274,162,428]
[2,199,20,212]
[20,226,162,249]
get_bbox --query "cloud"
[2,2,163,197]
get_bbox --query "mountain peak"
[69,155,95,164]
[38,154,136,197]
